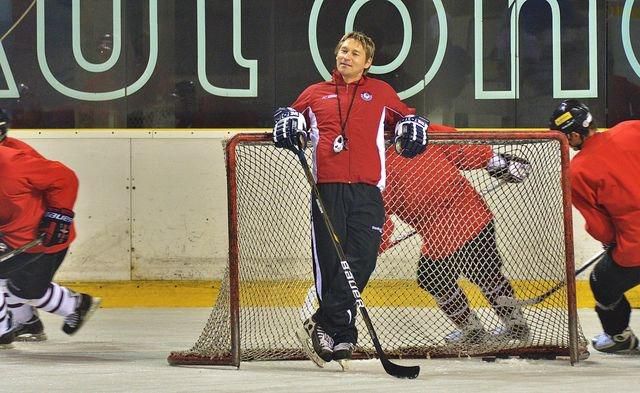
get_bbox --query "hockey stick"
[480,178,508,196]
[292,141,420,379]
[496,249,606,307]
[0,237,42,263]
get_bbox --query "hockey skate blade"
[79,297,102,333]
[337,359,349,371]
[15,333,47,342]
[295,328,326,368]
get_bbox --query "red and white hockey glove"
[38,207,74,246]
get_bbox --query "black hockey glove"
[486,153,531,183]
[273,107,308,152]
[394,115,429,158]
[38,207,74,246]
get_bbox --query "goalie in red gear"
[379,123,530,343]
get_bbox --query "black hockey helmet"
[549,99,594,136]
[0,108,9,141]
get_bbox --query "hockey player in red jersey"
[0,145,101,349]
[550,99,640,353]
[380,123,532,344]
[0,108,50,341]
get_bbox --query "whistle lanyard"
[335,79,360,147]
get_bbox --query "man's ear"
[365,57,373,70]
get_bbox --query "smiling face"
[335,38,373,84]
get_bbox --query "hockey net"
[168,131,588,367]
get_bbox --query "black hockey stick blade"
[383,358,420,379]
[359,309,420,379]
[381,356,420,379]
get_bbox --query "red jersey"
[380,124,494,259]
[292,70,414,190]
[0,146,78,254]
[570,120,640,267]
[1,136,44,158]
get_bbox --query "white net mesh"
[168,131,588,365]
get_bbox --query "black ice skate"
[14,312,47,342]
[296,317,334,368]
[62,293,101,335]
[592,328,639,353]
[0,312,15,349]
[332,342,355,371]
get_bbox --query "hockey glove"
[486,153,532,183]
[394,115,429,158]
[38,207,74,246]
[273,107,308,152]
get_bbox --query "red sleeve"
[35,168,77,211]
[430,124,493,170]
[0,148,78,251]
[11,150,79,210]
[291,86,314,123]
[570,167,616,244]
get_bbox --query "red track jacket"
[570,120,640,267]
[292,70,414,190]
[0,146,78,254]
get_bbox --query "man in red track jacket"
[550,99,640,353]
[0,144,100,349]
[272,31,428,367]
[380,124,531,344]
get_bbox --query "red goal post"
[168,130,588,367]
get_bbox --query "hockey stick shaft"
[480,178,508,196]
[0,237,42,263]
[293,145,419,379]
[497,249,606,307]
[387,230,417,249]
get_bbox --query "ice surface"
[1,308,638,392]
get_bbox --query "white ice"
[1,309,638,393]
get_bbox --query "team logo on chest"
[360,91,373,101]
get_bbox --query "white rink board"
[14,129,601,281]
[0,308,637,392]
